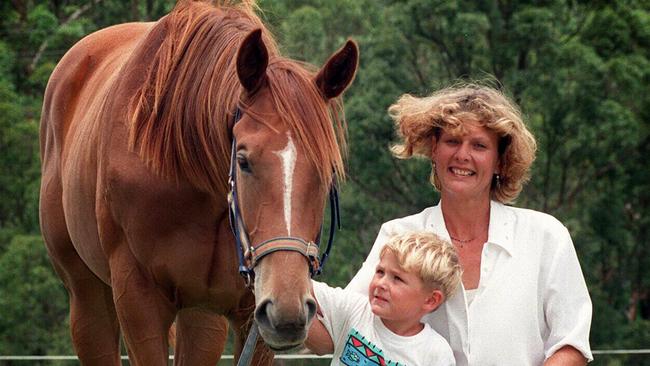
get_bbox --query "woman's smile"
[449,167,475,177]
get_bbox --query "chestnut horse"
[39,0,358,364]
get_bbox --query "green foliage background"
[0,0,649,364]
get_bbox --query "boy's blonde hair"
[380,232,461,300]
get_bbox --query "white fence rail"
[592,349,650,354]
[2,350,650,361]
[0,354,331,361]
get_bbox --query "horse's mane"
[129,0,346,198]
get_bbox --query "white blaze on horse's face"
[273,132,297,236]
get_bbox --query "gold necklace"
[449,236,475,247]
[450,236,475,243]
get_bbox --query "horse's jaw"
[268,342,306,354]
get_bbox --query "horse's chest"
[102,162,236,286]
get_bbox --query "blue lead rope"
[236,323,259,366]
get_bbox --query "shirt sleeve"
[345,223,392,295]
[312,280,363,345]
[542,225,593,362]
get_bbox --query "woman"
[346,84,592,365]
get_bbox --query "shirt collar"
[427,200,516,256]
[486,201,515,256]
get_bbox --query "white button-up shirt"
[346,201,593,366]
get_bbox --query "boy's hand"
[305,281,334,354]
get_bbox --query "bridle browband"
[227,108,339,288]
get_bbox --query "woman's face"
[431,122,500,202]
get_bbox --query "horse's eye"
[236,154,252,173]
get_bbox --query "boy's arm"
[305,317,334,354]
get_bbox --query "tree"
[0,64,40,234]
[0,235,71,358]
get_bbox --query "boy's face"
[368,251,442,328]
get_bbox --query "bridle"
[227,108,340,289]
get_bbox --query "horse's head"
[232,29,358,350]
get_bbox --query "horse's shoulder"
[74,22,155,56]
[41,22,156,149]
[50,23,151,88]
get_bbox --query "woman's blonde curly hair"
[389,84,537,204]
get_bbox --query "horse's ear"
[315,40,359,100]
[237,29,268,94]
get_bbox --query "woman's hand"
[544,346,587,366]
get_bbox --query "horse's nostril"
[255,299,273,329]
[305,298,317,322]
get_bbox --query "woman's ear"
[496,157,503,176]
[430,138,438,160]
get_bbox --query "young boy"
[306,232,461,366]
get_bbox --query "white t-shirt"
[346,201,593,366]
[312,281,455,366]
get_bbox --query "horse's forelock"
[265,59,347,188]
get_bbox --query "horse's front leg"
[230,292,274,365]
[109,244,176,366]
[173,308,228,365]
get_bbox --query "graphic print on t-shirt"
[339,329,405,366]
